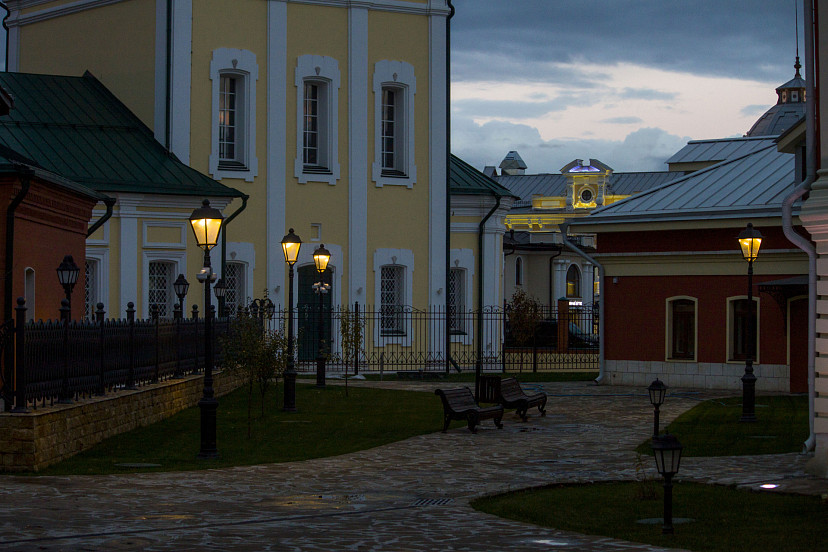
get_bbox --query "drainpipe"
[86,197,115,238]
[0,2,9,72]
[445,0,455,375]
[5,165,32,323]
[783,0,818,454]
[475,193,500,400]
[560,222,605,384]
[219,194,249,284]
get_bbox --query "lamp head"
[738,223,763,262]
[313,244,331,273]
[281,228,302,266]
[648,378,667,408]
[173,274,190,300]
[56,254,80,289]
[189,199,224,251]
[652,433,683,476]
[213,278,227,299]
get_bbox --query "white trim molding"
[142,250,187,319]
[209,48,259,182]
[225,241,256,305]
[373,248,414,346]
[372,59,416,188]
[348,5,369,304]
[294,54,341,185]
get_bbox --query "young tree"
[506,289,542,372]
[339,304,366,396]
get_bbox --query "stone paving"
[0,381,820,551]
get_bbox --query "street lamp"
[652,433,683,535]
[647,378,667,439]
[174,274,189,315]
[56,254,80,318]
[173,274,189,378]
[281,228,301,412]
[213,278,226,317]
[738,222,763,423]
[189,199,224,459]
[313,244,331,389]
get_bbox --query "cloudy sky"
[450,0,803,174]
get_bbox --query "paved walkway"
[0,381,820,551]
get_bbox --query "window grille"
[224,262,245,317]
[85,259,98,319]
[148,261,174,318]
[380,265,404,335]
[449,268,465,333]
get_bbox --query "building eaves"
[450,154,517,198]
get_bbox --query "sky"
[450,0,804,174]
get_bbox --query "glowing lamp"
[738,223,763,262]
[313,244,331,273]
[189,199,224,251]
[281,228,302,266]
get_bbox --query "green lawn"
[35,383,448,475]
[309,371,598,383]
[472,481,827,552]
[636,395,809,456]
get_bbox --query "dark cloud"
[601,116,644,125]
[451,0,801,84]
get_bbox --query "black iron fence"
[1,300,230,411]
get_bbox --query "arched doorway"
[297,265,333,362]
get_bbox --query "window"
[224,262,246,317]
[148,261,175,318]
[24,268,34,322]
[667,298,696,360]
[85,260,98,320]
[566,265,581,298]
[372,60,416,188]
[729,298,758,361]
[294,55,340,185]
[593,266,600,296]
[380,265,405,335]
[209,48,258,181]
[515,257,523,286]
[449,268,466,334]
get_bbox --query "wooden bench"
[434,387,504,433]
[499,377,547,421]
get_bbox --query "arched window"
[24,267,35,321]
[515,257,523,286]
[666,297,696,360]
[566,265,581,298]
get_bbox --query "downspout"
[445,0,455,374]
[783,0,817,454]
[475,193,500,400]
[560,222,606,384]
[219,194,249,285]
[5,166,32,323]
[86,197,115,238]
[0,1,9,71]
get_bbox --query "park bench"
[434,387,504,433]
[498,377,547,421]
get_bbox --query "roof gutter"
[475,193,500,400]
[783,0,817,454]
[219,194,249,300]
[560,221,605,384]
[445,0,454,375]
[86,197,116,238]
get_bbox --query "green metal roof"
[0,71,243,198]
[450,154,517,198]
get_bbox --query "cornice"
[7,0,128,27]
[278,0,451,16]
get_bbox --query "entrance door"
[297,265,332,361]
[789,297,807,393]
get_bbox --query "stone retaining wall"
[605,359,789,391]
[0,370,244,472]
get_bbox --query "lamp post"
[281,228,301,412]
[738,223,762,423]
[56,255,80,318]
[313,244,331,389]
[173,274,189,378]
[652,433,683,535]
[647,378,667,439]
[189,199,224,459]
[174,274,189,314]
[213,278,226,318]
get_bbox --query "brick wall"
[0,370,244,472]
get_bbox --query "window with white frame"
[372,60,416,188]
[448,268,466,334]
[209,48,258,182]
[728,297,758,361]
[566,265,581,298]
[666,297,696,361]
[148,261,175,318]
[85,259,98,320]
[295,55,340,185]
[224,262,246,317]
[380,265,405,335]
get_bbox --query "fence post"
[192,305,200,373]
[379,351,384,381]
[173,303,182,378]
[96,302,106,395]
[12,297,28,413]
[151,304,160,383]
[58,299,72,404]
[557,298,570,355]
[125,302,136,390]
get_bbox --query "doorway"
[297,265,332,361]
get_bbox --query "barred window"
[148,261,175,318]
[380,265,404,335]
[449,268,466,334]
[85,259,98,320]
[224,262,246,317]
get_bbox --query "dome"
[746,58,806,137]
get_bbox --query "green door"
[298,265,332,361]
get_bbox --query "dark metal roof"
[450,154,517,198]
[666,136,776,165]
[746,102,806,137]
[492,171,676,201]
[0,72,244,198]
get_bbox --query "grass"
[472,481,828,552]
[298,371,598,383]
[636,395,809,456]
[35,383,448,476]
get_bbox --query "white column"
[582,261,594,303]
[169,0,192,163]
[554,259,568,300]
[429,12,448,309]
[349,6,368,306]
[118,198,140,316]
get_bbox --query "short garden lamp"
[56,254,80,316]
[652,433,683,535]
[281,228,302,412]
[189,199,224,460]
[738,222,762,423]
[647,378,667,438]
[174,274,189,316]
[213,278,226,317]
[313,243,331,389]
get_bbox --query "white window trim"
[225,241,256,309]
[142,251,186,319]
[665,296,698,362]
[372,59,416,188]
[85,248,110,318]
[449,248,475,344]
[142,221,186,249]
[373,248,414,346]
[294,54,341,185]
[209,48,259,182]
[726,295,761,364]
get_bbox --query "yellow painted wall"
[18,0,157,128]
[107,216,121,314]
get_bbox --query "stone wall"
[605,360,789,392]
[0,370,244,472]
